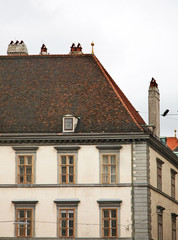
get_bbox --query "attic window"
[63,115,79,133]
[64,118,73,130]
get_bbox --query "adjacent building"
[0,41,177,240]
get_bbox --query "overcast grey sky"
[0,0,178,136]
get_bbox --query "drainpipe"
[131,142,135,240]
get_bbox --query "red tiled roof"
[166,137,178,151]
[0,53,145,133]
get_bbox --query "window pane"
[26,156,32,165]
[110,155,116,164]
[69,211,74,218]
[27,210,31,218]
[102,174,108,183]
[104,228,109,236]
[103,155,108,164]
[69,166,74,174]
[26,175,32,183]
[111,175,116,183]
[19,166,25,174]
[19,210,24,218]
[61,220,66,227]
[103,166,108,174]
[62,175,66,183]
[111,210,116,218]
[103,210,109,218]
[112,228,116,236]
[104,220,109,227]
[69,220,73,227]
[111,220,116,227]
[61,210,66,218]
[62,166,66,174]
[69,229,73,236]
[68,156,74,164]
[19,175,24,183]
[19,156,25,165]
[61,156,66,164]
[111,166,116,174]
[26,166,32,174]
[61,228,66,236]
[65,118,73,130]
[69,175,73,183]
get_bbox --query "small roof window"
[63,115,79,133]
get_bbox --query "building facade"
[0,42,177,240]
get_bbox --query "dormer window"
[63,115,79,133]
[64,118,73,131]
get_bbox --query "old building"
[0,41,177,240]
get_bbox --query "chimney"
[70,43,83,54]
[7,40,28,55]
[40,44,48,55]
[148,78,160,137]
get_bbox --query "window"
[157,159,164,191]
[102,209,117,238]
[12,146,38,184]
[17,155,33,184]
[54,146,80,184]
[172,214,177,240]
[157,206,165,240]
[102,155,117,183]
[64,118,73,131]
[97,199,122,239]
[62,114,79,133]
[12,199,38,238]
[54,199,80,238]
[60,155,75,183]
[16,208,33,237]
[96,145,122,184]
[171,169,177,199]
[59,209,75,237]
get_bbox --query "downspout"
[131,141,135,240]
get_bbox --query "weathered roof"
[0,54,145,133]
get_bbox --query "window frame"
[12,200,38,238]
[59,208,75,238]
[13,146,38,185]
[96,145,122,184]
[54,199,80,238]
[17,155,33,184]
[156,158,164,191]
[171,169,177,199]
[101,154,117,184]
[157,206,165,240]
[64,118,73,131]
[59,154,75,184]
[54,146,80,184]
[172,213,177,240]
[16,208,33,238]
[97,199,122,239]
[102,208,118,238]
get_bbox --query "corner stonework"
[132,142,152,240]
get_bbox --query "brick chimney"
[40,44,48,55]
[70,43,83,54]
[148,78,160,137]
[7,40,28,55]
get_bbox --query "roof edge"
[92,55,145,131]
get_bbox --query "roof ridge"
[92,55,145,131]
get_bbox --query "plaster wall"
[0,187,132,238]
[149,147,178,199]
[150,189,178,240]
[0,145,131,184]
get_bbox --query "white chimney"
[7,40,28,55]
[148,78,160,137]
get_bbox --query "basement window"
[63,115,79,133]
